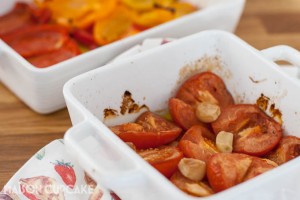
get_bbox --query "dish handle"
[261,45,300,79]
[64,120,145,191]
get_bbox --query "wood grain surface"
[1,0,300,188]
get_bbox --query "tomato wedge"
[207,153,276,192]
[207,153,252,192]
[266,136,300,165]
[176,72,234,109]
[170,171,214,197]
[138,146,183,178]
[72,28,98,49]
[243,157,277,181]
[169,98,208,131]
[110,111,182,149]
[0,3,33,37]
[27,39,80,68]
[30,7,52,24]
[2,25,69,58]
[179,125,217,163]
[212,104,282,156]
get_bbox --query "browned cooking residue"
[120,90,149,115]
[103,108,118,119]
[249,76,267,84]
[256,93,283,125]
[256,93,270,111]
[270,103,283,125]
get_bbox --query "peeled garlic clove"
[178,158,206,181]
[196,102,221,123]
[216,131,234,153]
[197,90,219,105]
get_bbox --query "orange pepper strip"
[154,0,175,7]
[172,2,198,18]
[133,8,174,28]
[73,0,117,28]
[121,0,154,11]
[93,6,134,45]
[36,0,117,28]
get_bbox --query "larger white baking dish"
[63,30,300,200]
[0,0,245,114]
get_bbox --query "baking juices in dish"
[0,0,197,68]
[109,71,300,197]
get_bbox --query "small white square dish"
[63,30,300,200]
[0,0,245,114]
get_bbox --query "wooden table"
[1,0,300,188]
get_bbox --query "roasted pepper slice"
[35,0,116,28]
[172,2,197,18]
[93,6,135,45]
[122,0,154,11]
[133,8,173,28]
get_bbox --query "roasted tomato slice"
[169,98,207,131]
[72,28,98,49]
[30,7,52,24]
[243,157,277,181]
[110,111,182,149]
[138,146,183,178]
[27,39,80,68]
[0,2,34,37]
[176,72,234,109]
[207,153,253,192]
[170,171,214,197]
[2,25,69,58]
[207,153,277,192]
[212,104,282,156]
[179,125,217,163]
[267,135,300,165]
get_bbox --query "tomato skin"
[72,28,98,49]
[27,38,80,68]
[267,136,300,165]
[212,104,282,156]
[243,157,276,181]
[30,7,52,24]
[170,171,214,197]
[176,72,234,108]
[138,146,183,178]
[2,25,69,58]
[207,153,277,192]
[169,98,208,131]
[207,153,252,192]
[0,2,33,37]
[110,111,182,149]
[179,125,217,163]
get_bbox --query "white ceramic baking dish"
[0,0,245,114]
[63,30,300,200]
